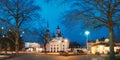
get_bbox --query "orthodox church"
[45,23,69,52]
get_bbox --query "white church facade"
[46,37,69,52]
[45,24,69,52]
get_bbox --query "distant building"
[69,42,81,51]
[46,25,69,52]
[87,38,120,54]
[46,38,69,52]
[25,42,42,52]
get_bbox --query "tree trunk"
[15,0,20,55]
[15,18,19,55]
[5,44,7,55]
[109,27,115,60]
[5,48,7,55]
[44,43,47,53]
[15,35,19,55]
[107,5,115,59]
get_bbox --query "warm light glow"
[91,46,97,54]
[36,48,42,52]
[28,48,33,52]
[104,47,109,54]
[98,45,104,54]
[64,39,68,42]
[85,31,90,35]
[105,38,109,42]
[58,40,61,43]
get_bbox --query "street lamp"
[1,27,4,34]
[22,31,25,34]
[85,31,90,40]
[20,31,25,37]
[1,27,4,36]
[9,29,11,32]
[2,35,5,38]
[1,27,4,30]
[20,35,23,37]
[85,31,90,53]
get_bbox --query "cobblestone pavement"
[3,53,105,60]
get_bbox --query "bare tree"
[29,25,48,53]
[0,0,40,55]
[26,25,47,53]
[63,0,120,60]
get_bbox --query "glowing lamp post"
[1,27,4,30]
[22,31,25,34]
[1,27,4,34]
[2,35,5,38]
[20,35,23,37]
[1,27,4,37]
[9,29,11,31]
[85,31,90,53]
[85,31,90,40]
[20,31,25,37]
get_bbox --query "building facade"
[69,42,81,51]
[25,42,42,52]
[46,25,69,52]
[87,38,120,54]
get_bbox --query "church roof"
[46,21,49,32]
[57,25,60,29]
[58,33,62,37]
[46,29,49,32]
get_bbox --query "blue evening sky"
[22,0,120,46]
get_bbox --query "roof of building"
[88,40,96,43]
[92,42,120,47]
[92,42,109,46]
[88,38,109,43]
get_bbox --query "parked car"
[59,51,68,56]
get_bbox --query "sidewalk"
[0,51,26,60]
[34,52,60,56]
[0,55,10,59]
